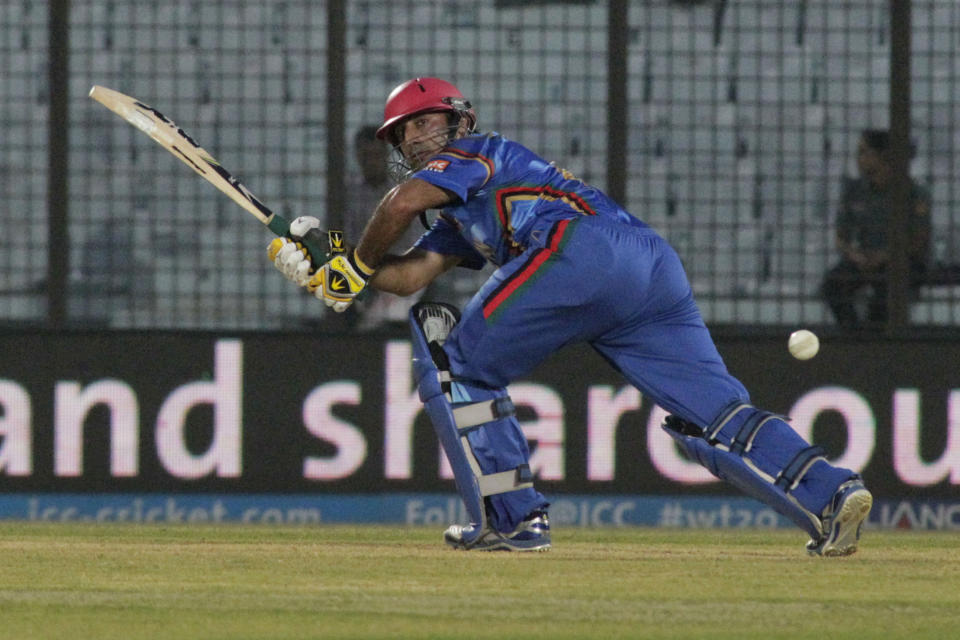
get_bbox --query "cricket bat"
[88,85,342,262]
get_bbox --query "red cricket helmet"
[375,77,477,143]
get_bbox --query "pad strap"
[730,411,780,454]
[706,402,752,443]
[469,459,534,496]
[456,397,528,496]
[775,445,826,491]
[453,397,516,430]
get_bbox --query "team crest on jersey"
[424,159,450,172]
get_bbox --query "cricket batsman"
[269,77,872,555]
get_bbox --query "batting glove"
[267,216,323,287]
[309,249,375,312]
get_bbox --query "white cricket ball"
[788,329,819,360]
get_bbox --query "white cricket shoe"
[806,478,873,557]
[444,510,551,552]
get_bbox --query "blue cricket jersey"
[412,132,648,268]
[409,129,747,428]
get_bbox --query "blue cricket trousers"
[444,215,750,427]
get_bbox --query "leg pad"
[663,408,824,539]
[411,302,539,532]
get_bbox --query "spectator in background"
[344,125,425,331]
[821,129,931,329]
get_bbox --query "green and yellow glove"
[308,249,375,312]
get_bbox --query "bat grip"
[300,228,332,268]
[266,213,291,237]
[267,213,333,268]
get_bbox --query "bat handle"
[266,213,291,237]
[301,227,335,268]
[266,213,338,268]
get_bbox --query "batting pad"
[410,302,540,533]
[662,405,856,540]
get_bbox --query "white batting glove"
[266,216,323,287]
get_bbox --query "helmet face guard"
[386,118,464,182]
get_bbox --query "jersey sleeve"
[410,136,495,204]
[413,215,487,270]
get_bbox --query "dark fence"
[2,1,959,331]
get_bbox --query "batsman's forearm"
[355,214,414,268]
[355,179,455,269]
[354,190,425,268]
[369,249,458,296]
[370,262,426,296]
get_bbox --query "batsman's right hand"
[267,215,327,287]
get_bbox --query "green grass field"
[1,523,957,639]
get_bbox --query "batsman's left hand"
[308,249,375,312]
